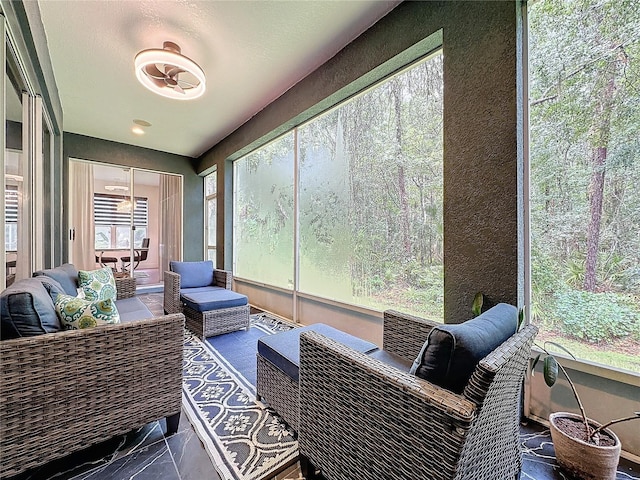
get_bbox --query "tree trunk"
[392,82,411,256]
[583,71,617,292]
[583,146,607,292]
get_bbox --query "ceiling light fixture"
[116,200,133,213]
[104,185,129,192]
[134,41,206,100]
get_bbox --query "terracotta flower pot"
[549,412,621,480]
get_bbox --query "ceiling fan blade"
[174,84,186,95]
[176,79,198,89]
[150,77,166,88]
[166,67,186,78]
[144,64,166,80]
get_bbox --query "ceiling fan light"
[116,199,133,212]
[134,42,206,100]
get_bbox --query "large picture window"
[233,133,294,288]
[234,51,443,319]
[205,171,218,262]
[529,0,640,372]
[94,193,148,249]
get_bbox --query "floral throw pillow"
[78,267,117,301]
[54,293,120,330]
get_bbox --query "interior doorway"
[68,159,183,288]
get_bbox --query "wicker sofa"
[164,260,249,338]
[0,265,185,478]
[298,307,538,480]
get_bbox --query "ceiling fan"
[134,41,206,100]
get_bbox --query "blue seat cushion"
[410,303,518,394]
[180,287,248,312]
[1,278,62,339]
[115,297,154,323]
[258,323,379,382]
[33,263,79,296]
[170,260,214,288]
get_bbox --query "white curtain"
[69,161,96,270]
[159,174,182,273]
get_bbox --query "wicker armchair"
[0,313,185,478]
[298,310,538,480]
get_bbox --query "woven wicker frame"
[184,303,250,339]
[164,270,183,314]
[163,267,249,338]
[114,273,136,299]
[297,312,538,480]
[0,313,185,479]
[257,352,300,432]
[255,310,442,434]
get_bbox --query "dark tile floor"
[8,294,638,480]
[10,414,638,480]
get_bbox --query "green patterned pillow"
[78,267,117,301]
[54,293,120,330]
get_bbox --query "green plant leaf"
[518,306,525,331]
[543,356,558,387]
[472,292,483,317]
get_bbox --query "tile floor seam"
[163,434,184,480]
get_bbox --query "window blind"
[94,193,148,226]
[5,186,18,223]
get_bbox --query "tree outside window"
[529,0,640,372]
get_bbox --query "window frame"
[524,0,639,383]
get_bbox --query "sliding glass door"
[2,14,60,289]
[69,159,182,287]
[3,34,36,286]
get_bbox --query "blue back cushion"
[170,260,214,288]
[33,263,79,296]
[1,278,62,339]
[410,303,518,394]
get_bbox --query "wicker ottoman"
[256,324,378,432]
[181,288,250,339]
[184,303,250,339]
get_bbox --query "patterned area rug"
[182,314,298,480]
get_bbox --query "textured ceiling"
[37,0,398,158]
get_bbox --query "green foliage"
[543,356,558,387]
[471,292,483,317]
[554,289,640,343]
[529,0,640,369]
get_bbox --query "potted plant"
[533,343,640,480]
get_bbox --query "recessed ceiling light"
[133,119,152,127]
[134,41,206,100]
[132,126,145,135]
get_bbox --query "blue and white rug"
[182,314,298,480]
